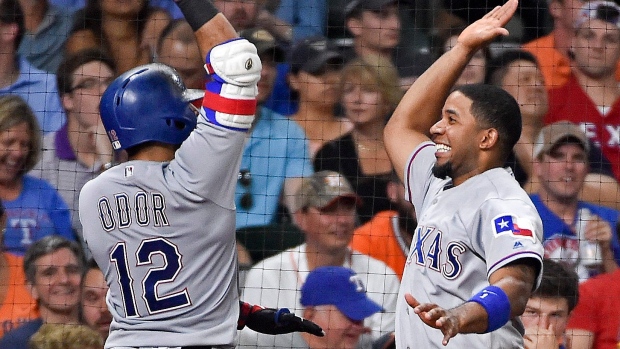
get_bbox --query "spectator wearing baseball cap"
[546,1,620,186]
[343,0,401,65]
[288,37,352,158]
[234,27,314,230]
[299,266,383,349]
[530,121,620,282]
[240,171,399,349]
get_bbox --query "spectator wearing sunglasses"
[235,28,313,229]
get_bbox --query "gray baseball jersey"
[79,119,246,348]
[395,142,544,349]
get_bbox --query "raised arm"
[384,0,518,182]
[173,0,238,58]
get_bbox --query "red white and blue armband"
[202,38,261,131]
[468,285,511,333]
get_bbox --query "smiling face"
[534,142,588,202]
[573,19,620,78]
[0,121,31,186]
[430,91,487,182]
[28,247,82,314]
[295,200,357,253]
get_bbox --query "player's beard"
[432,161,453,179]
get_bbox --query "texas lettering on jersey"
[96,191,169,231]
[407,225,467,280]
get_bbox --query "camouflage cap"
[294,171,361,212]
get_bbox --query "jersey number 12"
[110,238,191,317]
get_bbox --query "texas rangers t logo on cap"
[493,215,535,241]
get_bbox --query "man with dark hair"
[522,259,579,349]
[0,0,65,133]
[0,236,84,349]
[32,48,116,257]
[384,1,544,347]
[80,259,111,341]
[486,49,620,211]
[155,19,205,90]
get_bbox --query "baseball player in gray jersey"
[78,1,322,348]
[384,0,544,348]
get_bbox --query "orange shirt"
[350,211,408,280]
[523,33,620,90]
[0,253,38,338]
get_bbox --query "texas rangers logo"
[493,215,537,242]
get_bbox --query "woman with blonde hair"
[0,96,73,256]
[314,54,403,224]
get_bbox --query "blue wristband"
[468,285,511,333]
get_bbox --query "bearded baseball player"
[78,1,322,347]
[384,0,544,348]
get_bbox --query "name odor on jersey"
[96,192,169,231]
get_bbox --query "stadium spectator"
[32,49,115,256]
[28,323,103,349]
[235,28,313,229]
[299,266,383,349]
[314,54,402,224]
[288,36,352,158]
[17,0,74,73]
[65,0,170,74]
[155,19,205,90]
[441,28,490,86]
[566,263,620,349]
[0,236,84,349]
[240,170,399,348]
[80,260,110,341]
[0,95,73,256]
[0,199,37,338]
[350,171,416,280]
[545,1,620,181]
[271,0,326,42]
[343,0,400,62]
[531,121,620,280]
[522,259,579,349]
[523,0,620,90]
[486,49,620,210]
[0,0,66,134]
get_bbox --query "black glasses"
[238,169,253,210]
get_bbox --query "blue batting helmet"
[100,63,202,150]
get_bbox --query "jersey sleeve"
[474,198,544,285]
[171,119,247,208]
[403,141,438,213]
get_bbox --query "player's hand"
[523,323,558,349]
[456,0,517,53]
[405,293,460,346]
[238,302,325,337]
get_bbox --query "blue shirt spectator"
[236,107,313,229]
[275,0,326,42]
[0,59,66,133]
[3,176,73,256]
[18,4,74,73]
[0,319,42,349]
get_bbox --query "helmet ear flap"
[100,64,199,151]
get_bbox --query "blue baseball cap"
[300,266,383,321]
